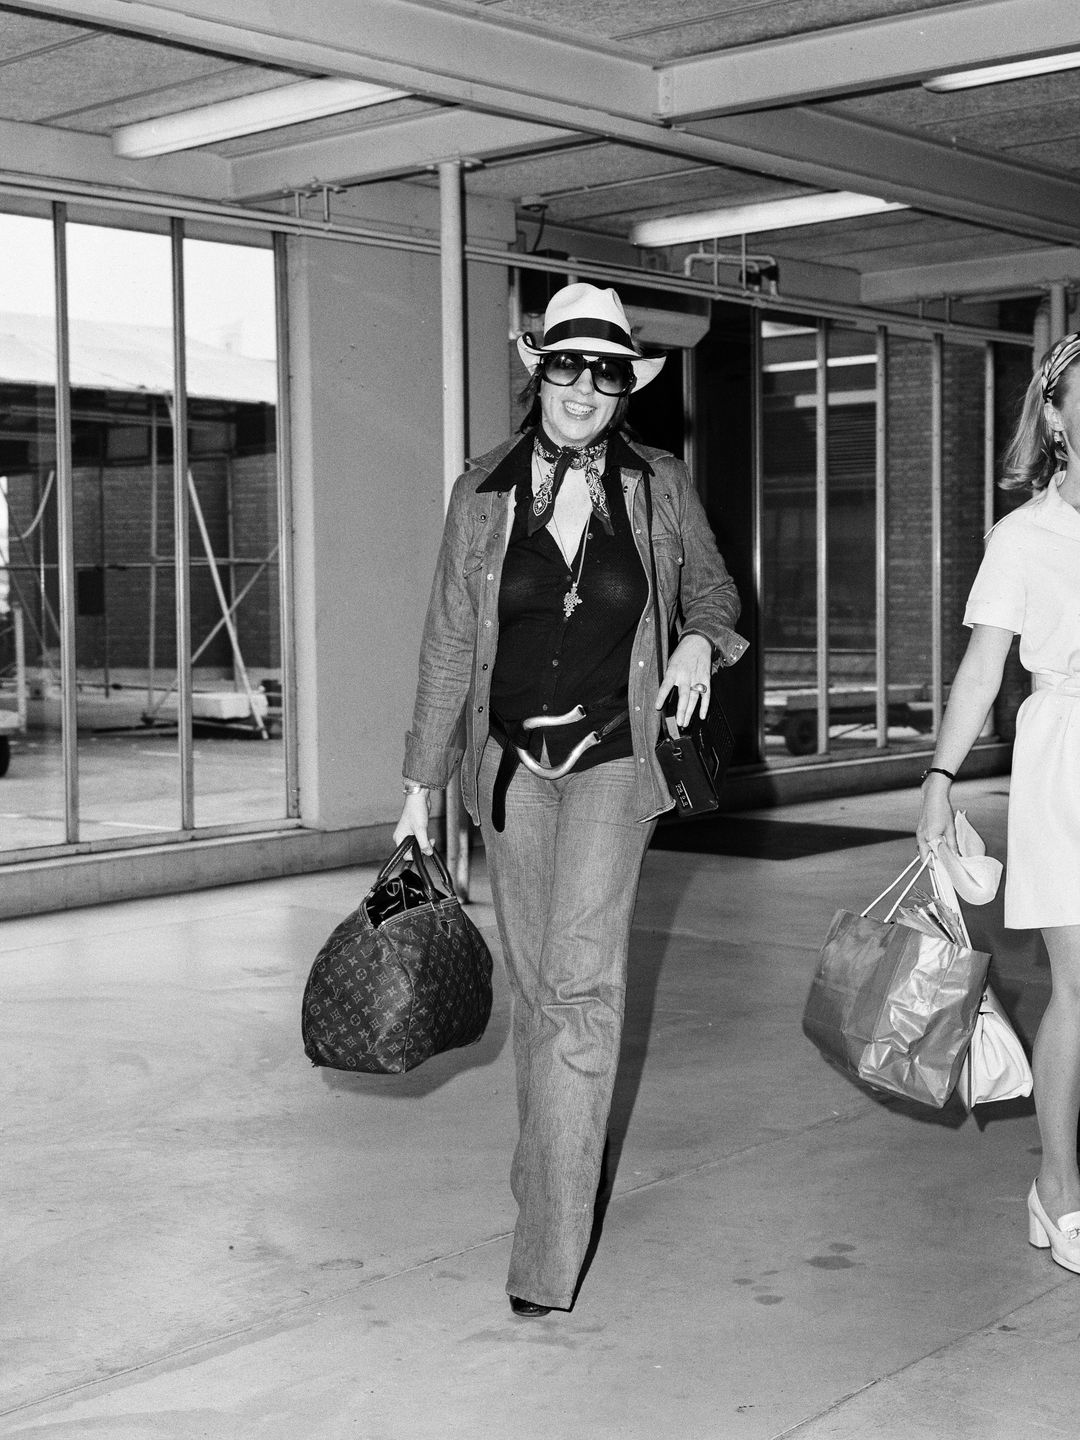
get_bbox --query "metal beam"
[687,108,1080,249]
[0,114,230,198]
[862,246,1080,303]
[15,0,1080,250]
[230,110,581,202]
[20,0,653,121]
[658,0,1080,119]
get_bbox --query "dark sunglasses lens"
[540,352,632,394]
[541,352,584,385]
[591,358,633,394]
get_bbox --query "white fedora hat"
[516,282,665,392]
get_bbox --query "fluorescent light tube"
[924,50,1080,92]
[631,191,907,248]
[113,78,409,158]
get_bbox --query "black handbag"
[644,476,734,819]
[301,838,494,1074]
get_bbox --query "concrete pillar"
[286,185,513,834]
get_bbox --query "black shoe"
[509,1294,552,1318]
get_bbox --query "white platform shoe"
[1027,1180,1080,1274]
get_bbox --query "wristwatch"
[919,766,955,784]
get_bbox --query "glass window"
[883,333,935,754]
[183,237,282,828]
[760,316,819,758]
[0,212,65,849]
[0,209,285,858]
[826,324,880,758]
[759,315,1004,767]
[66,222,180,843]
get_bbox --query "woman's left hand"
[656,633,713,727]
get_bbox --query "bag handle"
[862,854,931,921]
[374,837,456,903]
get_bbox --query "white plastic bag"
[929,847,1032,1108]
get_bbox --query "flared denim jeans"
[477,741,656,1309]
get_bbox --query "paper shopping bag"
[803,860,990,1108]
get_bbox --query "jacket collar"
[1027,475,1080,541]
[472,428,655,493]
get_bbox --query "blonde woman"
[917,332,1080,1272]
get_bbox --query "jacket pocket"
[649,531,683,606]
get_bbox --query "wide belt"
[489,696,629,832]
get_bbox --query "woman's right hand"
[393,788,433,854]
[915,778,957,861]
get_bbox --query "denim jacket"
[404,432,747,824]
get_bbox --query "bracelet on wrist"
[402,780,429,796]
[920,766,955,784]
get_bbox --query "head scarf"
[1041,332,1080,402]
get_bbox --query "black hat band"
[543,317,635,350]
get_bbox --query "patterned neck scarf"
[1042,332,1080,402]
[528,428,613,537]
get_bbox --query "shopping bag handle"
[373,836,456,904]
[862,854,932,922]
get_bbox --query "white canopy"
[0,313,275,405]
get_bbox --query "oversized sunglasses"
[539,350,634,396]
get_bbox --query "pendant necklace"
[552,517,589,620]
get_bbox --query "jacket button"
[477,705,484,713]
[482,663,488,671]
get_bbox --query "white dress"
[964,477,1080,929]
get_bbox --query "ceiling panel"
[841,70,1080,128]
[0,34,242,123]
[0,0,1074,305]
[483,0,961,58]
[0,12,92,62]
[775,214,1043,268]
[46,67,295,133]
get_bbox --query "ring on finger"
[690,682,708,693]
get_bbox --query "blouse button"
[487,573,494,581]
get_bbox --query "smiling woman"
[392,281,748,1319]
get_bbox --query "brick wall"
[885,339,990,687]
[884,334,934,687]
[69,452,278,674]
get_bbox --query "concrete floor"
[2,777,1077,1439]
[1,731,284,851]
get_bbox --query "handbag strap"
[374,836,456,903]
